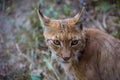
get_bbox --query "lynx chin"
[37,7,120,80]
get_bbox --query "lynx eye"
[53,40,61,45]
[71,40,79,46]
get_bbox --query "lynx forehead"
[46,21,82,41]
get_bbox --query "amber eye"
[53,40,61,45]
[71,40,79,46]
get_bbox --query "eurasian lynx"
[37,7,120,80]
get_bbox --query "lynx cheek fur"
[37,7,120,80]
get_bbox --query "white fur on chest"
[61,63,72,74]
[61,62,75,80]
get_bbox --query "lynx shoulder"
[37,7,120,80]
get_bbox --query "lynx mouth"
[57,60,70,64]
[56,58,71,64]
[62,61,70,63]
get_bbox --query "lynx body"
[37,8,120,80]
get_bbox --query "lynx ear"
[37,6,51,27]
[69,7,85,25]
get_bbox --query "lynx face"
[44,22,86,63]
[38,8,86,63]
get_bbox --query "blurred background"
[0,0,120,80]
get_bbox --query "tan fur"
[38,9,120,80]
[45,26,120,80]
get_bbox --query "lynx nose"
[63,57,70,61]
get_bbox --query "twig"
[15,43,33,64]
[86,12,105,31]
[102,13,107,29]
[52,68,60,80]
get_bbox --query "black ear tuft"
[39,3,42,10]
[38,3,44,18]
